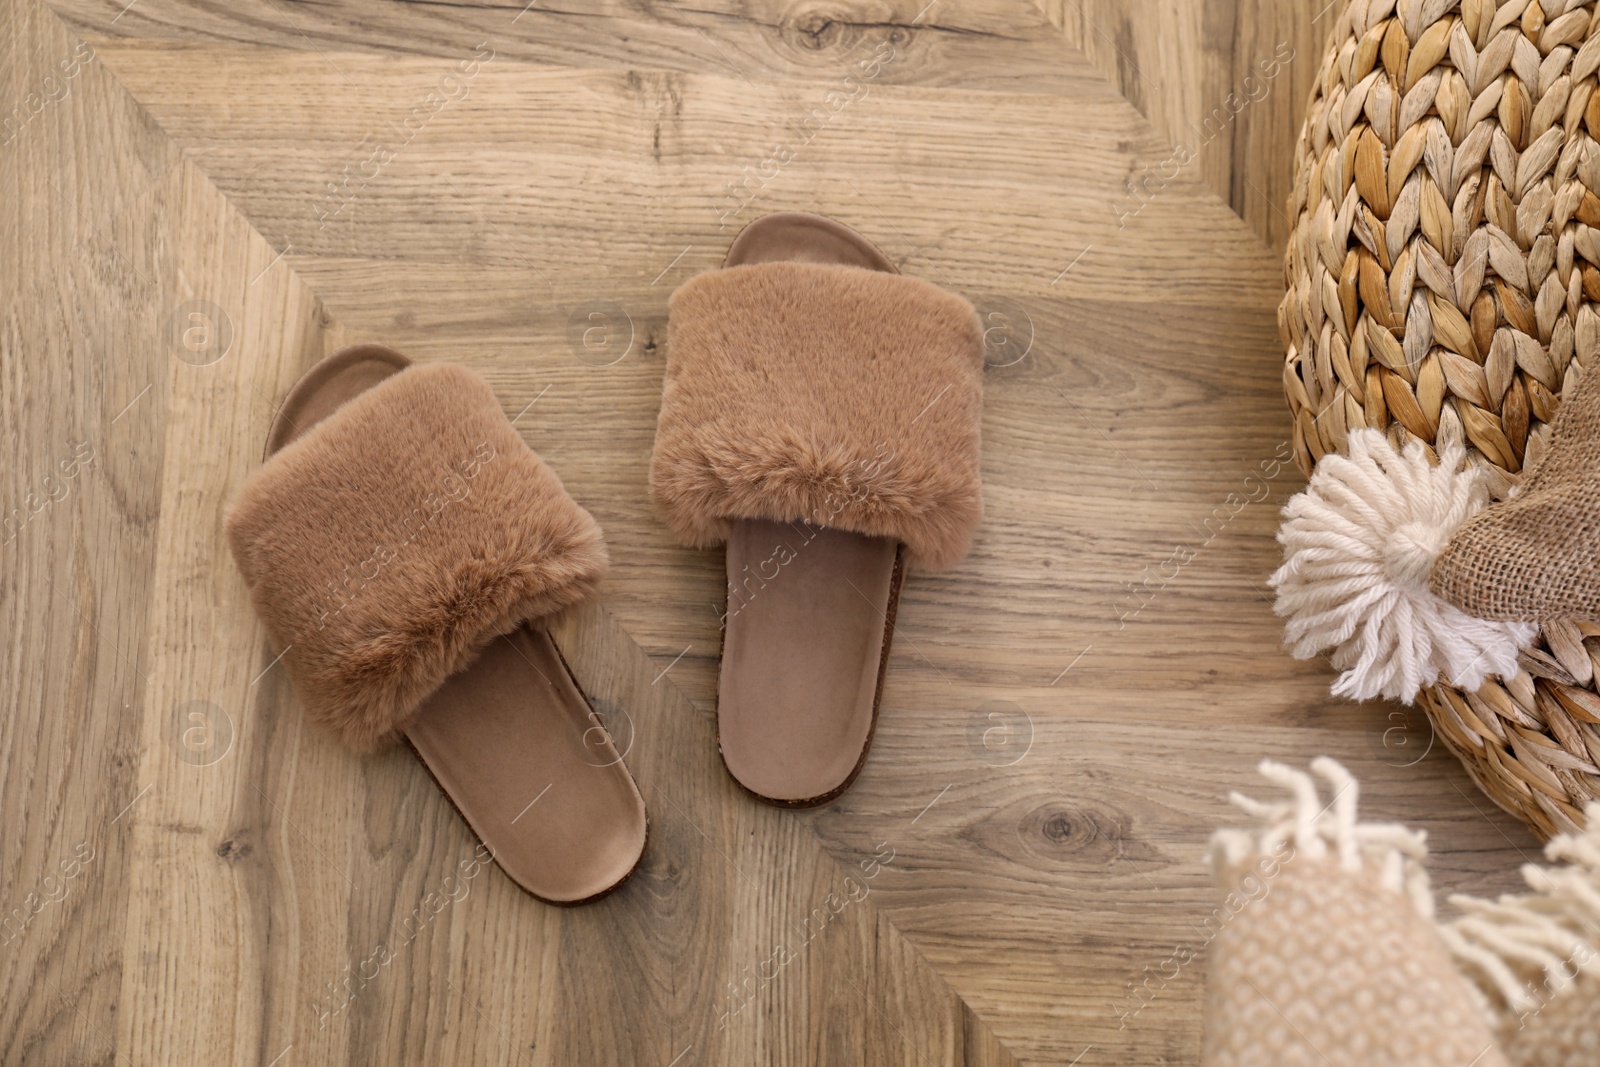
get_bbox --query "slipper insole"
[720,520,898,802]
[267,343,646,903]
[715,214,906,805]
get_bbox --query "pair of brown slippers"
[226,213,986,903]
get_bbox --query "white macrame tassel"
[1269,429,1536,704]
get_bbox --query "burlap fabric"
[1432,366,1600,620]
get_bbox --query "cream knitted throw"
[1204,759,1599,1067]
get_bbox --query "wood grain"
[3,2,180,1061]
[2,1,1547,1065]
[48,0,1098,96]
[1041,0,1333,251]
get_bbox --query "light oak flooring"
[1,0,1542,1063]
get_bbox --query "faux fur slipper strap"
[651,261,985,570]
[226,363,607,752]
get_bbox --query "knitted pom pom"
[1269,429,1536,704]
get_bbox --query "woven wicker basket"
[1281,0,1600,838]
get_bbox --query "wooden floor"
[0,1,1545,1064]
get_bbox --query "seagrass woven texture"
[1280,0,1600,838]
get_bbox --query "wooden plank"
[114,156,353,1065]
[1040,0,1332,252]
[58,0,1330,251]
[49,0,1100,96]
[1,1,180,1062]
[77,41,1268,304]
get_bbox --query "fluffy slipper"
[651,213,985,805]
[228,344,647,904]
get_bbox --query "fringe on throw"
[1208,756,1436,919]
[1441,803,1600,1023]
[1215,759,1600,1032]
